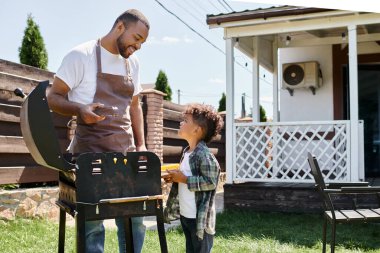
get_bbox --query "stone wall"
[0,187,59,221]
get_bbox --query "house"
[207,6,380,212]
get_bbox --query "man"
[47,9,149,253]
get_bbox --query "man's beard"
[116,35,129,59]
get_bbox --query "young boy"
[163,103,224,253]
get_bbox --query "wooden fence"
[0,59,225,185]
[0,59,69,184]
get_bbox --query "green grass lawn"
[1,210,379,253]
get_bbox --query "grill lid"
[20,81,73,172]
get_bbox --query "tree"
[248,105,267,122]
[260,105,267,122]
[19,14,48,70]
[218,92,226,112]
[154,70,172,101]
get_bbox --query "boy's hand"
[167,170,188,184]
[162,173,172,183]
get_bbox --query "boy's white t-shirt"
[178,152,196,219]
[55,40,142,104]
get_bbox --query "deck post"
[252,37,260,123]
[348,24,359,181]
[226,38,235,184]
[272,36,279,122]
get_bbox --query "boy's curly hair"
[183,103,224,143]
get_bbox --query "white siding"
[279,45,333,122]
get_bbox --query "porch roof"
[206,6,380,63]
[206,5,380,68]
[206,5,335,26]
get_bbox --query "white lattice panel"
[234,121,351,183]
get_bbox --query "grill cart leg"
[58,208,66,253]
[156,199,168,253]
[76,207,86,253]
[123,217,134,253]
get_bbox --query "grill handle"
[99,195,163,204]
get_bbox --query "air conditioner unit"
[282,61,322,96]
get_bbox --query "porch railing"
[233,120,362,183]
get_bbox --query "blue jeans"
[85,217,146,253]
[180,215,214,253]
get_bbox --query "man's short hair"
[184,103,224,143]
[114,9,150,30]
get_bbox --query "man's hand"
[79,103,106,124]
[48,77,105,125]
[167,170,187,184]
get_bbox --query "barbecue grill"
[18,81,168,253]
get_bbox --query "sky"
[0,0,274,119]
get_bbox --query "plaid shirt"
[164,141,220,239]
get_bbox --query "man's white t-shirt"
[178,152,197,219]
[55,40,142,104]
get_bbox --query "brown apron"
[71,39,135,154]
